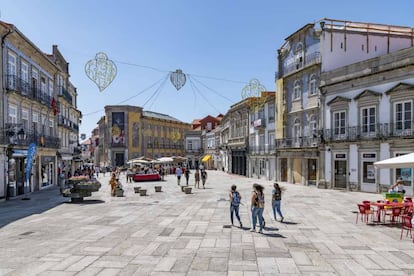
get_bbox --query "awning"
[202,154,212,162]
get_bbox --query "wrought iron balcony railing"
[6,75,53,108]
[1,125,60,149]
[248,144,277,154]
[58,86,73,103]
[323,123,414,143]
[276,136,319,149]
[282,52,321,76]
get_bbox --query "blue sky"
[1,0,413,139]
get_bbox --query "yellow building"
[97,105,191,168]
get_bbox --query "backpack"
[272,189,281,201]
[232,191,241,206]
[255,192,265,208]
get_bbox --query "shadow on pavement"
[66,199,106,205]
[264,226,279,231]
[264,232,286,238]
[0,187,67,229]
[281,221,298,225]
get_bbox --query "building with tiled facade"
[0,21,81,199]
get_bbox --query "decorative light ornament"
[85,52,117,92]
[241,79,267,111]
[170,69,186,91]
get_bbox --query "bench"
[132,173,161,182]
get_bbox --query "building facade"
[0,21,80,199]
[247,92,276,180]
[97,105,191,168]
[320,46,414,195]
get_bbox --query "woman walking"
[109,173,117,196]
[250,183,265,233]
[229,185,243,228]
[201,169,207,189]
[194,168,200,188]
[272,183,284,222]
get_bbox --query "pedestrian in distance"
[176,166,182,185]
[250,183,265,234]
[229,185,243,228]
[194,168,200,188]
[201,169,207,189]
[109,173,117,196]
[272,183,284,222]
[184,167,190,186]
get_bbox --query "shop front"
[333,153,347,189]
[360,152,377,193]
[7,148,28,197]
[39,155,56,189]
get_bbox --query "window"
[268,104,275,122]
[22,109,29,130]
[8,105,17,124]
[32,112,39,133]
[41,77,46,94]
[7,51,17,88]
[361,106,376,134]
[187,140,193,150]
[258,107,264,119]
[206,122,212,131]
[309,74,317,96]
[268,132,275,146]
[309,115,317,136]
[294,43,303,69]
[48,79,54,97]
[293,80,301,100]
[32,68,39,95]
[49,119,54,136]
[293,118,301,145]
[333,111,346,136]
[21,60,29,83]
[394,101,412,134]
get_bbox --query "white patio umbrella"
[157,157,174,163]
[374,153,414,169]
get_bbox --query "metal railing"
[282,52,321,76]
[323,123,414,142]
[0,126,60,149]
[248,144,277,154]
[58,86,73,103]
[6,75,53,107]
[276,136,319,149]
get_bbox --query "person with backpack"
[184,167,190,186]
[250,183,265,233]
[229,185,243,228]
[272,183,284,222]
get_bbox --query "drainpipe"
[1,28,13,200]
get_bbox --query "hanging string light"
[85,52,117,92]
[241,78,267,111]
[169,69,187,91]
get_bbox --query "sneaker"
[240,222,243,228]
[281,217,284,223]
[258,229,263,234]
[250,228,256,232]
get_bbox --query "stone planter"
[134,187,141,193]
[115,188,124,197]
[184,187,192,194]
[154,186,162,192]
[139,189,147,196]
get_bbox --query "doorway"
[308,159,317,185]
[334,160,347,188]
[280,158,287,182]
[115,153,124,167]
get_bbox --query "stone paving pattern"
[0,170,414,275]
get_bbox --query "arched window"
[293,80,301,100]
[309,74,317,95]
[294,43,304,69]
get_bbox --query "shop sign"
[335,153,346,159]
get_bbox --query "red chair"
[356,204,374,224]
[400,215,413,242]
[384,207,402,224]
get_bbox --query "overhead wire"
[188,75,222,114]
[142,74,169,108]
[82,75,167,116]
[189,74,235,104]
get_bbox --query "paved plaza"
[0,170,414,276]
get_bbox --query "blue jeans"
[252,206,264,231]
[272,200,283,220]
[230,204,241,225]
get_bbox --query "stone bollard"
[184,187,192,194]
[154,186,162,192]
[139,189,147,196]
[134,187,141,193]
[181,186,186,192]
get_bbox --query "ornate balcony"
[6,75,53,108]
[248,144,276,154]
[1,124,60,149]
[276,136,319,149]
[323,123,414,143]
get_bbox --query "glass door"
[334,160,347,188]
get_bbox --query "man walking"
[176,166,182,185]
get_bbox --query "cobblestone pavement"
[1,170,414,276]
